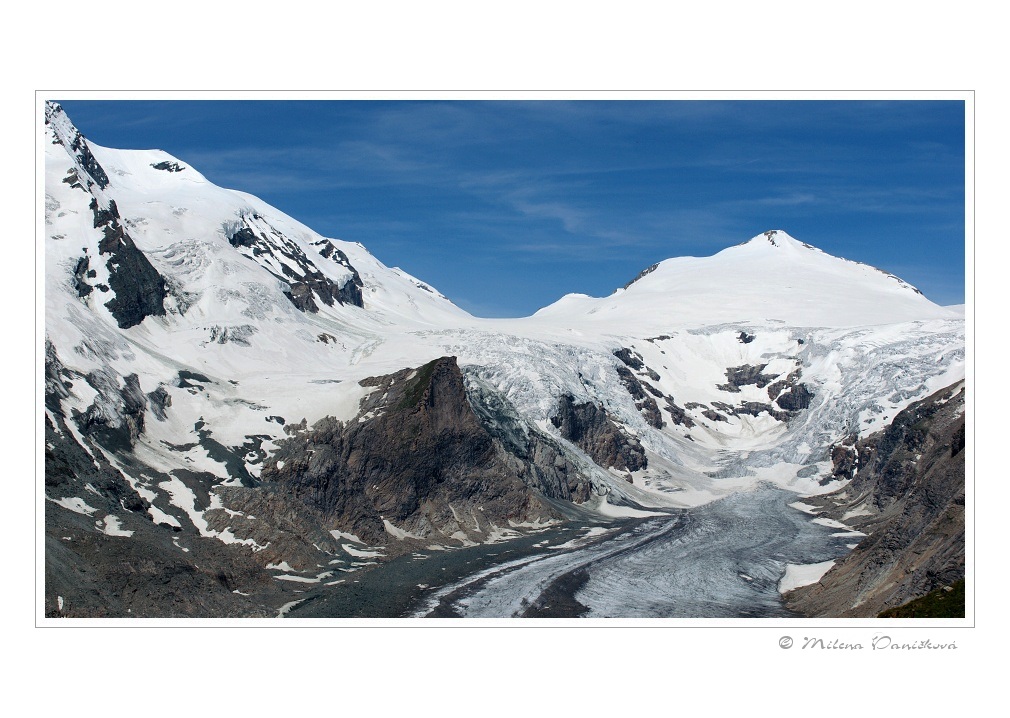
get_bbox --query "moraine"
[284,485,851,618]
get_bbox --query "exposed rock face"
[615,365,664,429]
[147,385,172,421]
[717,364,777,393]
[551,394,647,472]
[46,102,109,190]
[44,411,276,618]
[227,214,365,312]
[613,352,695,427]
[613,348,645,371]
[44,339,71,413]
[151,161,184,172]
[623,262,659,289]
[312,240,365,307]
[73,255,95,297]
[775,382,814,411]
[785,381,965,617]
[47,102,168,329]
[712,364,814,422]
[45,346,266,618]
[74,368,149,451]
[90,198,168,329]
[263,357,590,545]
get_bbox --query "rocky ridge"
[264,356,594,546]
[785,381,966,617]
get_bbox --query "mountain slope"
[534,229,959,329]
[42,102,966,618]
[783,381,965,617]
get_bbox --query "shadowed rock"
[785,382,965,617]
[263,357,589,544]
[551,394,647,472]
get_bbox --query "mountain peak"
[538,230,953,328]
[738,229,818,253]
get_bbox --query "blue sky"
[55,99,966,317]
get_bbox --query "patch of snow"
[277,599,305,617]
[841,506,872,520]
[449,531,477,547]
[48,496,98,516]
[97,514,134,537]
[274,574,323,583]
[159,475,267,550]
[548,526,611,550]
[330,530,364,544]
[484,523,523,544]
[342,543,385,558]
[383,519,424,540]
[788,501,821,515]
[779,560,836,593]
[148,504,182,528]
[590,494,664,518]
[508,517,560,529]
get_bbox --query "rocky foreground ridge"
[785,381,966,617]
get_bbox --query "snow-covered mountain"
[42,102,965,618]
[535,228,958,328]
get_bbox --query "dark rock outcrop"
[44,340,71,413]
[711,364,814,422]
[151,161,184,172]
[623,262,659,289]
[46,102,109,189]
[664,400,696,428]
[313,240,365,307]
[551,394,647,472]
[613,348,645,371]
[48,100,167,329]
[615,365,664,429]
[263,357,589,545]
[75,369,149,451]
[73,255,94,297]
[775,382,814,411]
[90,198,168,329]
[147,385,172,421]
[717,364,777,393]
[227,215,365,312]
[785,382,966,617]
